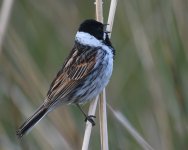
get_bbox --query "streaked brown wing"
[46,44,98,104]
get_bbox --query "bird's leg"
[76,104,96,126]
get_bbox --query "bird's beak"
[103,24,111,40]
[103,23,109,32]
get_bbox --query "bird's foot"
[84,115,96,126]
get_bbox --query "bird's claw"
[85,115,96,126]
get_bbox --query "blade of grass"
[123,1,172,149]
[0,0,14,54]
[11,86,73,150]
[4,28,80,148]
[108,104,154,150]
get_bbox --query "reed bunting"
[16,19,115,138]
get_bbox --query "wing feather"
[46,43,99,105]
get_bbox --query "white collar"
[75,31,103,47]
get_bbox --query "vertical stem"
[107,0,118,38]
[82,0,104,150]
[99,0,118,149]
[95,0,103,23]
[96,0,110,150]
[82,0,118,149]
[82,96,99,150]
[99,90,109,150]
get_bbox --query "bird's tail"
[16,105,48,138]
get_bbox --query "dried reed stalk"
[82,96,99,150]
[82,0,118,149]
[82,1,103,149]
[99,0,118,149]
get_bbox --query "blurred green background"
[0,0,188,149]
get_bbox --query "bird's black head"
[78,19,104,40]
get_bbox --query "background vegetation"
[0,0,188,149]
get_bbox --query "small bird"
[16,19,115,138]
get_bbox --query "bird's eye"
[97,27,103,33]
